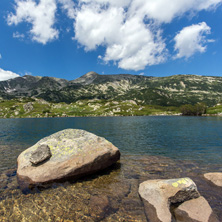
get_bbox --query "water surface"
[0,116,222,172]
[0,116,222,221]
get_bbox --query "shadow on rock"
[19,161,121,194]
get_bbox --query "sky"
[0,0,222,81]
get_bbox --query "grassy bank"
[206,104,222,115]
[1,98,222,118]
[0,98,180,118]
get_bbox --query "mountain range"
[1,71,222,106]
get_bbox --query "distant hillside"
[0,75,68,98]
[1,72,222,106]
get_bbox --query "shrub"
[180,103,207,116]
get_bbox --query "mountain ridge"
[1,72,222,106]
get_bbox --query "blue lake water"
[1,116,222,221]
[0,116,222,172]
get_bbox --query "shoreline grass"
[1,98,222,119]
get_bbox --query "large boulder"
[204,172,222,187]
[174,196,219,222]
[138,178,200,222]
[17,129,120,189]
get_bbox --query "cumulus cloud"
[74,4,125,50]
[74,2,167,70]
[7,0,58,44]
[174,22,212,59]
[128,0,222,23]
[72,0,221,70]
[58,0,76,19]
[0,68,20,81]
[103,20,166,70]
[7,0,222,70]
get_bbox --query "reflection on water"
[0,155,222,221]
[0,116,222,221]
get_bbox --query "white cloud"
[0,68,20,81]
[174,22,212,59]
[74,2,167,70]
[103,19,166,70]
[128,0,222,23]
[58,0,76,19]
[74,5,125,50]
[79,0,131,8]
[13,31,25,39]
[7,0,222,70]
[0,54,2,59]
[7,0,58,44]
[72,0,221,70]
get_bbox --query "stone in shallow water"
[1,155,222,221]
[29,144,52,165]
[138,177,200,222]
[174,196,219,222]
[17,129,120,189]
[89,195,111,219]
[204,172,222,187]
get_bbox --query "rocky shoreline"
[0,155,222,221]
[0,113,182,119]
[0,129,222,222]
[1,97,222,119]
[4,112,222,119]
[0,98,186,119]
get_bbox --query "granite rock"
[17,129,120,189]
[30,144,52,165]
[204,172,222,187]
[138,177,200,222]
[174,196,219,222]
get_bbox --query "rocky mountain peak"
[1,72,222,106]
[71,71,99,85]
[84,71,99,77]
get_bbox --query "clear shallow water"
[0,116,222,172]
[0,116,222,221]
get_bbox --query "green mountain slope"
[1,72,222,106]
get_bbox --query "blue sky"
[0,0,222,81]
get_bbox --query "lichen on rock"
[17,129,120,190]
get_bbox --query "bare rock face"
[29,144,52,165]
[138,178,200,222]
[23,102,33,113]
[17,129,120,189]
[204,172,222,187]
[174,196,219,222]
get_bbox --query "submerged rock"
[174,196,219,222]
[1,155,222,221]
[89,195,111,220]
[204,172,222,187]
[138,177,199,222]
[17,129,120,189]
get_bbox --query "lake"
[0,116,222,221]
[1,116,222,172]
